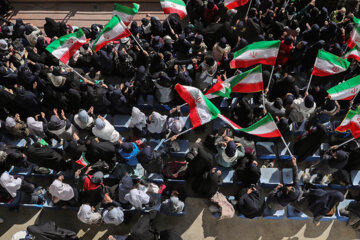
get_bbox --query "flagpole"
[262,90,266,106]
[305,74,313,93]
[164,128,193,142]
[337,137,356,148]
[64,63,87,82]
[245,0,253,18]
[266,65,275,90]
[121,19,144,52]
[280,135,295,159]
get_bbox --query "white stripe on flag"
[234,48,279,61]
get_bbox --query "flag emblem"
[332,66,340,72]
[250,51,258,58]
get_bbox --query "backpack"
[162,161,188,179]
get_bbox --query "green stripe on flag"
[240,114,273,133]
[203,94,221,118]
[46,29,85,53]
[233,40,280,58]
[327,75,360,95]
[114,3,139,15]
[160,0,186,6]
[230,65,262,89]
[317,49,350,69]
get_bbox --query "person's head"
[5,117,16,128]
[274,98,283,110]
[91,171,104,184]
[122,142,134,153]
[207,0,215,9]
[304,95,314,108]
[332,150,348,161]
[78,110,89,123]
[195,34,203,45]
[95,118,105,130]
[218,37,227,48]
[0,151,7,162]
[204,55,215,66]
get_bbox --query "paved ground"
[0,197,359,240]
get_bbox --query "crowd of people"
[1,0,360,239]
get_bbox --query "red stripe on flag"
[174,84,202,128]
[231,82,264,93]
[225,0,249,9]
[219,114,242,129]
[347,54,360,62]
[94,29,131,52]
[230,57,277,69]
[336,122,360,138]
[162,8,186,19]
[348,38,357,49]
[206,78,223,95]
[312,67,339,77]
[59,40,87,64]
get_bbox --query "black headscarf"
[307,189,344,217]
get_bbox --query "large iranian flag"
[175,84,220,128]
[344,46,360,62]
[238,114,282,138]
[336,106,360,138]
[348,16,360,49]
[113,3,140,26]
[312,50,350,77]
[224,0,249,10]
[230,40,280,69]
[328,75,360,100]
[160,0,187,19]
[206,65,263,99]
[46,29,87,64]
[92,15,131,52]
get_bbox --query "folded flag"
[113,3,140,26]
[336,106,360,138]
[312,50,350,77]
[344,46,360,62]
[348,16,360,49]
[230,40,280,69]
[218,114,242,130]
[224,0,250,10]
[76,153,89,167]
[238,114,282,138]
[175,84,220,128]
[206,65,263,99]
[327,75,360,100]
[92,15,131,52]
[160,0,187,19]
[46,29,87,64]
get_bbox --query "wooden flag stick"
[245,0,253,18]
[305,74,313,93]
[337,137,356,148]
[266,65,275,90]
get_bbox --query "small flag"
[327,75,360,100]
[230,40,280,69]
[218,114,242,130]
[344,46,360,62]
[224,0,249,10]
[76,153,89,167]
[174,84,220,128]
[312,50,350,77]
[113,3,140,26]
[46,29,88,64]
[206,65,263,99]
[336,106,360,138]
[160,0,187,19]
[237,114,282,138]
[92,15,131,52]
[348,16,360,49]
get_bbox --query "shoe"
[0,218,4,223]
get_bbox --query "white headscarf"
[26,117,44,137]
[124,188,150,209]
[161,196,185,213]
[47,73,66,88]
[92,119,120,143]
[49,179,74,201]
[77,204,102,224]
[147,112,167,134]
[103,207,124,225]
[0,172,22,198]
[129,107,147,130]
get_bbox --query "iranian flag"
[230,40,280,69]
[348,16,360,49]
[312,50,350,77]
[224,0,249,10]
[344,46,360,62]
[76,153,89,167]
[46,29,87,64]
[238,114,282,138]
[328,75,360,100]
[92,15,131,52]
[218,114,242,130]
[113,3,140,26]
[336,106,360,138]
[206,65,263,99]
[160,0,187,19]
[175,84,220,128]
